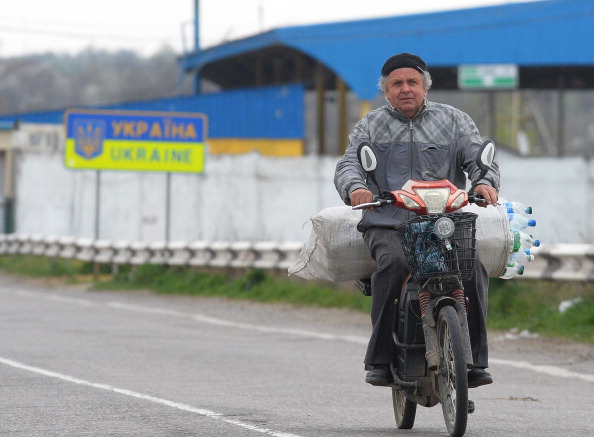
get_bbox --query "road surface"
[1,273,593,436]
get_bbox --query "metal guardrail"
[525,245,594,281]
[0,234,592,282]
[0,234,303,271]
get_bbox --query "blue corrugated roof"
[181,0,594,99]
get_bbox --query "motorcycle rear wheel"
[437,305,469,437]
[392,387,416,429]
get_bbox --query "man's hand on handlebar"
[349,188,374,207]
[473,184,498,207]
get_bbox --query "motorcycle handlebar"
[468,192,486,204]
[351,197,394,210]
[353,191,487,211]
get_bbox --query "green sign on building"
[458,64,518,89]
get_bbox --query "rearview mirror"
[357,142,377,173]
[357,142,381,191]
[477,139,495,172]
[470,139,496,192]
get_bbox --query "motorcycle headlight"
[398,193,422,210]
[413,188,450,214]
[450,192,466,210]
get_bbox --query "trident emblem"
[74,120,105,159]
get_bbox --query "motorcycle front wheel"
[392,387,416,429]
[437,305,469,437]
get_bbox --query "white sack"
[289,201,511,282]
[287,206,377,282]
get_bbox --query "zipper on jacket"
[408,120,414,180]
[407,119,414,221]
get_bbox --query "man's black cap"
[381,53,427,77]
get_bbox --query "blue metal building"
[182,0,594,99]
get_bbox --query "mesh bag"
[395,212,478,286]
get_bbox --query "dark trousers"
[363,227,490,368]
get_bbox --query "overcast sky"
[0,0,540,57]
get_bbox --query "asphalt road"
[1,273,593,437]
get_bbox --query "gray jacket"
[334,100,500,231]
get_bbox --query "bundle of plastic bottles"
[499,201,540,279]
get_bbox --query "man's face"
[383,67,428,118]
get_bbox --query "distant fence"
[526,245,594,282]
[0,234,592,282]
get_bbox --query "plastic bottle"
[510,230,540,251]
[508,213,537,231]
[504,201,533,216]
[513,231,540,250]
[509,250,534,265]
[500,262,525,279]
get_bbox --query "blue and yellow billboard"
[64,109,207,172]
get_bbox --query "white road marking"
[107,301,369,344]
[490,358,594,383]
[0,356,304,437]
[14,289,97,306]
[8,288,594,383]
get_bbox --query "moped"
[353,140,496,437]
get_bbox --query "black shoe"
[365,365,392,386]
[468,367,493,388]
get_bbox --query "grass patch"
[487,278,594,343]
[0,254,86,278]
[1,255,592,343]
[98,264,372,312]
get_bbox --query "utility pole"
[193,0,201,94]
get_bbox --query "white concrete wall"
[15,150,340,244]
[11,125,592,245]
[497,154,594,244]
